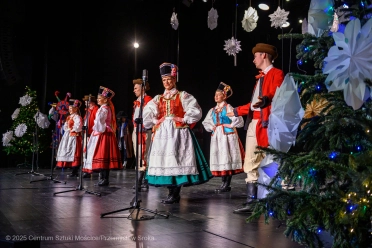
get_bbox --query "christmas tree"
[247,1,372,247]
[2,86,50,158]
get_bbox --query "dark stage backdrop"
[0,0,311,167]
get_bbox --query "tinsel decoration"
[170,12,179,30]
[34,111,51,129]
[14,123,27,137]
[330,12,339,32]
[11,108,20,120]
[223,37,242,56]
[2,131,14,147]
[241,7,258,32]
[268,6,289,29]
[19,94,33,106]
[208,7,218,30]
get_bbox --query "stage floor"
[0,167,308,248]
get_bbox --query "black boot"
[163,186,181,204]
[233,183,257,213]
[141,178,149,191]
[98,171,104,184]
[161,186,175,203]
[68,167,79,177]
[215,176,226,191]
[218,175,232,192]
[98,169,109,186]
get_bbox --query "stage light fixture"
[282,22,290,28]
[258,3,269,10]
[134,42,139,48]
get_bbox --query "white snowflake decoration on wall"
[11,108,20,120]
[208,7,218,30]
[224,37,242,56]
[34,111,50,129]
[242,7,258,32]
[2,131,14,147]
[323,18,372,110]
[269,7,289,28]
[19,94,33,106]
[15,123,27,137]
[170,12,179,30]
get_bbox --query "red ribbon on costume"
[133,101,140,107]
[255,70,265,79]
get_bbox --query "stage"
[0,167,310,248]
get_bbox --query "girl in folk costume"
[83,86,122,186]
[56,100,83,176]
[143,62,213,204]
[202,82,245,192]
[132,78,152,191]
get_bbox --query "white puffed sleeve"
[72,115,83,132]
[227,104,244,128]
[202,108,215,132]
[180,91,202,124]
[63,120,69,132]
[143,95,160,130]
[92,107,108,133]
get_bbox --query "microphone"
[142,69,148,85]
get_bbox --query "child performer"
[56,100,83,176]
[83,86,122,186]
[202,82,245,192]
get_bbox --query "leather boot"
[233,183,257,213]
[163,186,181,204]
[68,167,79,177]
[141,178,149,191]
[98,169,109,186]
[215,176,226,191]
[161,186,175,203]
[218,175,232,192]
[98,171,104,184]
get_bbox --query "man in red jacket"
[132,79,152,191]
[227,43,284,213]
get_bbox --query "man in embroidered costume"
[202,82,245,193]
[132,79,152,191]
[227,43,284,213]
[56,100,83,177]
[83,86,122,186]
[143,62,212,204]
[81,94,99,178]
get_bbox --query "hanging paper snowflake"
[2,131,14,147]
[269,6,289,28]
[48,106,58,122]
[302,18,308,34]
[224,37,242,56]
[330,12,339,33]
[14,123,28,137]
[170,12,179,30]
[323,18,372,110]
[34,111,51,129]
[19,94,33,106]
[208,7,218,30]
[241,7,258,32]
[11,108,20,120]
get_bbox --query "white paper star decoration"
[170,12,179,30]
[242,7,258,32]
[224,37,242,56]
[15,123,27,137]
[11,108,20,120]
[19,94,32,106]
[208,7,218,30]
[2,131,14,147]
[269,6,289,29]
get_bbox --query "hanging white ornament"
[223,37,242,56]
[302,18,308,34]
[48,106,58,122]
[2,131,14,147]
[241,7,258,32]
[15,123,27,137]
[11,108,20,120]
[330,12,339,32]
[170,12,179,30]
[268,6,289,29]
[208,7,218,30]
[34,111,50,129]
[19,94,33,106]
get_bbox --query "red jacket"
[234,67,284,147]
[133,95,152,129]
[84,105,99,136]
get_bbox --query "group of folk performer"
[55,43,284,212]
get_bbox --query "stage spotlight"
[134,42,139,48]
[282,22,290,28]
[258,3,269,10]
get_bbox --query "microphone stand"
[53,95,101,196]
[16,112,44,179]
[101,70,169,219]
